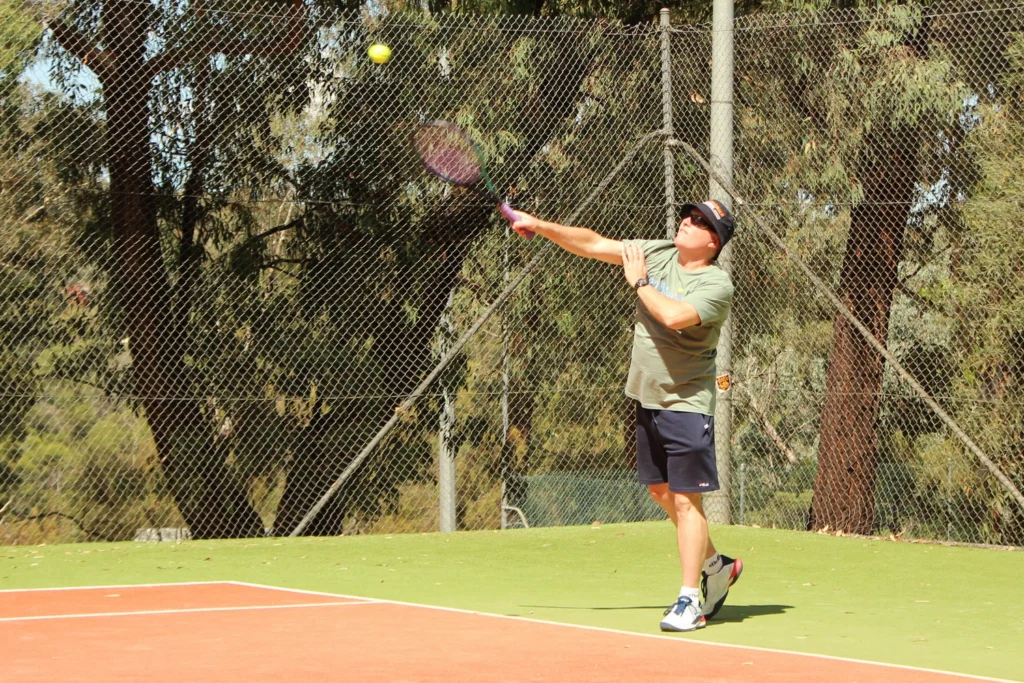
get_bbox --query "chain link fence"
[1,0,1023,545]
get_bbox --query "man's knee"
[673,491,703,516]
[648,483,671,505]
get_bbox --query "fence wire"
[1,1,1022,546]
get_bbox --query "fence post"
[500,226,512,530]
[660,8,676,240]
[739,462,746,525]
[706,0,735,525]
[439,288,458,532]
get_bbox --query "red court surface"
[0,582,1005,682]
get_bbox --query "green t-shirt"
[624,240,734,414]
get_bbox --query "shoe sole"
[704,558,743,620]
[659,617,706,632]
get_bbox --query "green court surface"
[3,522,1021,681]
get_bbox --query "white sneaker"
[659,595,706,632]
[702,555,743,619]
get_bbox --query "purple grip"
[500,203,534,239]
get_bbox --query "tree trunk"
[810,129,916,534]
[273,38,595,535]
[273,202,491,535]
[104,0,263,538]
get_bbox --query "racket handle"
[500,203,534,239]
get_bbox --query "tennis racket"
[412,120,534,239]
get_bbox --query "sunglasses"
[687,212,713,230]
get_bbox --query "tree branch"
[48,20,110,78]
[895,279,932,311]
[147,0,306,77]
[242,214,304,250]
[2,507,105,541]
[265,263,300,279]
[263,257,308,267]
[899,245,952,284]
[737,381,800,465]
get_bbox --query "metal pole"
[438,288,457,532]
[739,462,746,525]
[947,456,953,541]
[672,134,1024,519]
[706,0,735,525]
[660,8,676,239]
[500,224,511,530]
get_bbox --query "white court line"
[0,600,376,624]
[4,581,1014,683]
[229,581,1019,683]
[230,580,383,600]
[0,580,234,593]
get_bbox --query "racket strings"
[413,123,482,186]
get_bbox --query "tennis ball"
[368,44,392,64]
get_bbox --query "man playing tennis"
[511,200,742,632]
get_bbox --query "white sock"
[703,553,723,575]
[678,586,700,603]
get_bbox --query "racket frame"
[413,121,531,234]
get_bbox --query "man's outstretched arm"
[511,211,623,265]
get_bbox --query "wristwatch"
[633,277,651,290]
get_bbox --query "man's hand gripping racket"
[412,120,534,239]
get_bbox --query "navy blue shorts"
[635,401,719,494]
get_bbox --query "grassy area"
[3,522,1022,681]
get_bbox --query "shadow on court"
[516,603,793,622]
[709,604,792,623]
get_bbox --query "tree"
[732,3,977,534]
[43,0,318,537]
[940,33,1024,544]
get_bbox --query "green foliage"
[937,33,1024,544]
[14,436,76,508]
[3,2,1024,544]
[726,3,1024,542]
[0,0,39,87]
[745,489,814,529]
[515,471,663,527]
[6,379,172,542]
[734,460,816,529]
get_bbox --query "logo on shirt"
[648,277,685,302]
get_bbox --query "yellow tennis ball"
[368,44,392,64]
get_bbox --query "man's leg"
[653,484,742,621]
[641,407,726,632]
[658,490,707,631]
[648,483,717,561]
[651,409,742,624]
[647,483,677,524]
[673,491,708,590]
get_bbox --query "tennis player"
[511,200,742,631]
